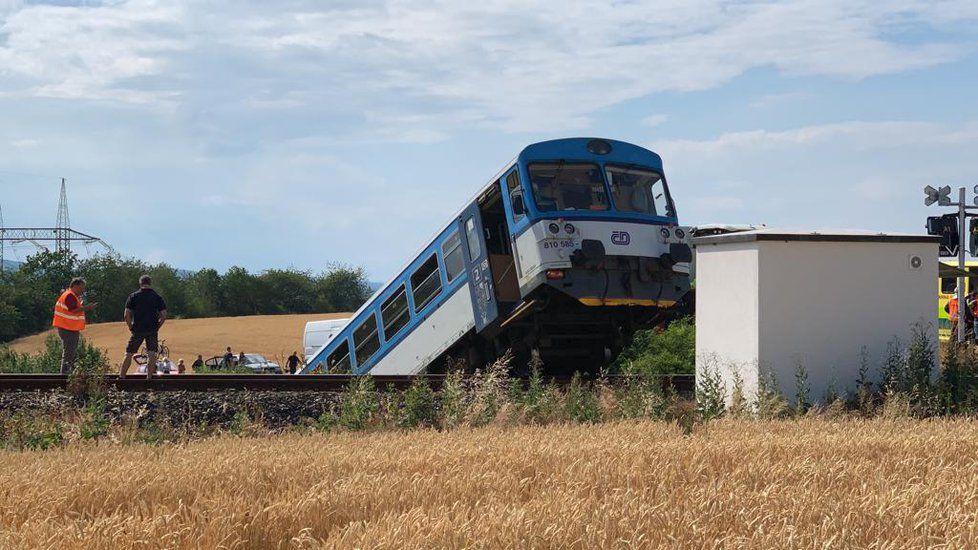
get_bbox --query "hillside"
[8,313,351,365]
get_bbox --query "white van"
[302,318,350,370]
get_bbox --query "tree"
[258,269,317,314]
[77,254,146,323]
[220,266,261,316]
[315,264,371,313]
[185,268,222,318]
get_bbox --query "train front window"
[605,165,674,217]
[529,163,609,212]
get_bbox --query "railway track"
[0,373,695,394]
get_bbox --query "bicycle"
[133,339,170,366]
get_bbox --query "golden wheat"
[1,419,977,549]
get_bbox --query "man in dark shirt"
[119,275,168,379]
[286,351,300,374]
[222,347,234,369]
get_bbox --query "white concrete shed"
[693,229,938,405]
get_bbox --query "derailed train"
[300,138,693,376]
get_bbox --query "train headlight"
[548,223,560,235]
[546,269,565,280]
[564,223,576,234]
[660,227,670,240]
[675,228,686,239]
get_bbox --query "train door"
[459,203,499,332]
[499,167,531,281]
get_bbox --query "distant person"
[176,359,186,374]
[158,356,173,374]
[222,347,234,369]
[192,354,204,371]
[286,351,300,374]
[52,277,98,374]
[238,351,246,366]
[119,275,167,379]
[947,290,960,339]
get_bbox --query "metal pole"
[959,187,967,343]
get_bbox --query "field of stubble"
[1,418,976,549]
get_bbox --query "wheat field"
[1,418,977,549]
[8,313,350,365]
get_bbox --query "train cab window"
[464,217,482,260]
[327,340,351,374]
[506,171,526,222]
[381,285,410,340]
[529,163,608,212]
[411,254,443,313]
[353,315,380,367]
[605,165,674,217]
[443,231,465,283]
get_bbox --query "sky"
[1,0,977,280]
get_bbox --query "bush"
[614,317,694,376]
[338,376,378,431]
[438,370,466,430]
[564,372,600,424]
[0,333,108,375]
[465,353,512,426]
[696,358,726,421]
[401,376,436,429]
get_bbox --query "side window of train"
[353,315,380,367]
[411,254,443,313]
[326,339,351,374]
[381,284,410,340]
[464,217,482,260]
[443,231,465,283]
[506,171,526,221]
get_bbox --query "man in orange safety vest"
[51,278,98,374]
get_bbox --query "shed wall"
[694,242,760,401]
[756,241,937,402]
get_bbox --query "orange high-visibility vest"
[52,289,85,332]
[949,296,959,318]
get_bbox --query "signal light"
[548,223,560,234]
[546,269,565,280]
[660,227,670,239]
[564,223,576,234]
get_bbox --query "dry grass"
[1,418,977,548]
[7,313,350,367]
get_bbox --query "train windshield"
[605,165,674,217]
[529,163,609,212]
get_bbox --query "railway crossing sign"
[924,185,952,206]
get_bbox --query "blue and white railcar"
[300,138,692,375]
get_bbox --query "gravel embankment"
[0,390,341,427]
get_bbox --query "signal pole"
[925,185,977,343]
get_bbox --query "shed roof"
[692,228,939,246]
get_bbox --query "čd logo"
[611,231,631,246]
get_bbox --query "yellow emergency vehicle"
[938,260,978,340]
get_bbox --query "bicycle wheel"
[134,354,149,366]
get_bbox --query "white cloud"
[641,114,669,128]
[654,120,978,233]
[0,1,975,137]
[750,91,811,108]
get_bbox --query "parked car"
[203,353,282,374]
